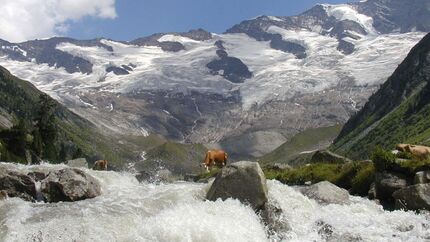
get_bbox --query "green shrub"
[351,163,375,196]
[397,151,413,159]
[372,146,397,172]
[196,167,221,180]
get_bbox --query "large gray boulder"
[206,161,268,210]
[374,172,410,202]
[65,158,88,169]
[0,169,36,201]
[392,184,430,211]
[300,181,350,205]
[40,168,101,202]
[310,150,351,164]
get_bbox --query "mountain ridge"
[0,0,428,160]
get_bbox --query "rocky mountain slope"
[0,0,428,160]
[332,32,430,159]
[0,66,163,166]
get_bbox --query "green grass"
[264,161,375,195]
[371,147,430,175]
[259,125,342,166]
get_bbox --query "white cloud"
[0,0,117,43]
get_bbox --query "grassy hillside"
[135,142,208,175]
[332,33,430,159]
[258,125,342,166]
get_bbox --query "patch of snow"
[140,127,149,137]
[267,16,284,22]
[158,34,200,44]
[321,4,376,35]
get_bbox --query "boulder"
[375,172,410,202]
[310,150,351,164]
[40,168,101,202]
[414,171,430,184]
[206,161,268,210]
[392,184,430,211]
[66,158,88,169]
[300,181,350,205]
[0,170,36,201]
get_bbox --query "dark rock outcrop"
[40,168,101,203]
[311,150,351,164]
[206,161,268,210]
[207,55,252,83]
[299,181,350,205]
[393,184,430,211]
[106,66,130,75]
[0,169,36,201]
[374,172,410,203]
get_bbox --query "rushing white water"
[0,164,429,242]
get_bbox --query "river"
[0,163,429,242]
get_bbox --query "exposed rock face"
[207,49,252,83]
[66,158,89,169]
[40,168,101,203]
[414,171,430,184]
[374,172,410,202]
[300,181,350,205]
[0,169,36,201]
[206,161,268,210]
[392,184,430,211]
[311,150,351,164]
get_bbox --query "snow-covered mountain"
[0,0,428,159]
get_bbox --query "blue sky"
[67,0,350,41]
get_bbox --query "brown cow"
[396,144,410,152]
[93,160,108,170]
[202,150,228,172]
[405,145,430,160]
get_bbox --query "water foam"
[0,165,429,242]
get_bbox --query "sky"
[0,0,351,43]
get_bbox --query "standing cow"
[93,160,108,170]
[405,145,430,160]
[202,150,228,172]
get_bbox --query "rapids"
[0,163,429,242]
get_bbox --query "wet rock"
[260,202,291,240]
[206,161,268,210]
[310,150,352,164]
[0,190,8,200]
[392,184,430,211]
[0,169,36,201]
[300,181,350,205]
[414,171,430,184]
[375,172,410,202]
[40,168,101,202]
[316,220,335,240]
[183,173,200,182]
[66,158,88,169]
[368,182,377,199]
[135,169,177,183]
[27,171,47,181]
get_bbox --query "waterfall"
[34,181,44,203]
